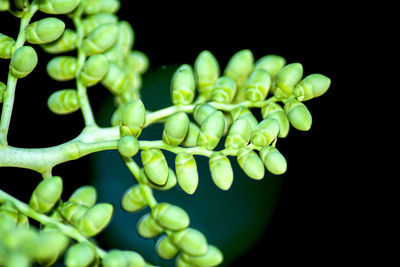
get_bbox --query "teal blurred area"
[91,66,283,266]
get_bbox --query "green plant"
[0,0,331,266]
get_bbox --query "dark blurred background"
[0,2,353,266]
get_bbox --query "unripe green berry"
[68,185,97,208]
[137,213,164,239]
[209,152,234,190]
[0,33,15,59]
[47,89,80,115]
[79,54,109,86]
[46,56,76,81]
[254,54,286,79]
[25,17,65,44]
[152,202,189,231]
[275,63,303,98]
[156,235,179,260]
[260,146,287,175]
[10,46,38,78]
[41,29,77,54]
[181,122,200,147]
[171,64,196,105]
[76,203,114,237]
[244,69,271,101]
[65,242,95,267]
[211,76,237,103]
[175,153,198,194]
[284,99,312,131]
[163,112,190,146]
[237,148,265,180]
[197,111,225,150]
[141,149,169,185]
[225,118,251,148]
[250,118,280,147]
[82,23,118,56]
[294,73,331,101]
[39,0,81,14]
[118,135,139,158]
[261,102,290,138]
[120,99,146,137]
[224,49,254,87]
[170,228,208,257]
[29,176,63,213]
[182,245,224,267]
[194,50,220,96]
[121,184,147,212]
[193,103,217,125]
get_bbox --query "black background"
[0,2,362,266]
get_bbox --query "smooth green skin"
[82,23,118,56]
[194,50,220,95]
[47,56,77,81]
[275,63,303,98]
[0,33,15,59]
[102,62,128,94]
[137,213,164,239]
[163,112,190,146]
[209,152,234,190]
[118,135,139,158]
[237,148,265,180]
[182,245,224,267]
[79,54,109,86]
[181,122,200,147]
[29,176,62,213]
[224,49,254,87]
[156,235,179,260]
[39,0,81,14]
[171,228,208,257]
[82,13,118,36]
[126,50,149,74]
[10,46,38,78]
[121,184,147,212]
[260,146,287,175]
[143,168,177,191]
[25,17,65,44]
[193,103,217,125]
[294,73,331,101]
[65,242,95,267]
[141,149,169,185]
[284,99,312,131]
[151,202,190,231]
[171,64,196,105]
[41,29,77,54]
[225,117,251,148]
[47,89,80,115]
[250,118,280,147]
[68,185,97,208]
[60,202,89,225]
[83,0,120,15]
[77,203,113,237]
[244,68,271,101]
[197,111,225,150]
[34,230,69,262]
[254,54,286,78]
[211,76,237,103]
[175,153,198,194]
[120,99,146,137]
[261,102,290,138]
[102,250,146,267]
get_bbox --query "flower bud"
[237,148,265,180]
[163,112,190,146]
[182,245,224,267]
[0,33,15,59]
[170,228,208,257]
[60,202,89,225]
[0,0,9,11]
[250,118,280,147]
[284,99,312,131]
[79,54,109,86]
[141,149,169,185]
[261,102,289,138]
[102,61,129,94]
[175,153,198,195]
[29,176,62,213]
[156,235,179,260]
[65,242,95,267]
[137,213,164,238]
[102,250,146,267]
[76,203,114,237]
[209,152,233,190]
[35,230,69,263]
[47,89,80,115]
[10,46,38,78]
[82,23,118,56]
[176,255,191,267]
[81,13,118,36]
[181,122,200,147]
[143,168,177,191]
[224,49,253,87]
[260,146,287,175]
[39,0,81,14]
[197,111,225,150]
[230,106,258,130]
[152,202,189,231]
[113,21,135,59]
[254,54,286,79]
[171,64,196,105]
[41,29,77,54]
[224,118,251,148]
[194,50,220,96]
[126,50,149,74]
[211,76,237,103]
[121,184,147,212]
[25,17,65,44]
[83,0,120,14]
[244,69,271,101]
[123,251,146,267]
[118,135,139,158]
[120,99,146,137]
[68,185,97,208]
[193,103,217,125]
[294,73,331,101]
[47,56,77,81]
[275,63,303,98]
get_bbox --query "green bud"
[175,153,198,195]
[120,99,146,137]
[176,255,191,267]
[171,64,196,105]
[152,202,189,231]
[10,46,38,78]
[47,56,77,81]
[60,202,89,225]
[211,76,237,103]
[194,50,220,96]
[77,203,114,237]
[284,99,312,131]
[261,102,290,138]
[137,213,164,239]
[104,21,134,65]
[47,89,80,115]
[82,23,118,56]
[123,251,146,267]
[79,54,109,86]
[81,13,118,36]
[244,69,271,101]
[260,146,287,175]
[126,50,149,74]
[39,0,81,14]
[224,49,254,87]
[197,111,225,150]
[193,103,217,125]
[25,17,65,44]
[65,242,95,267]
[163,112,190,146]
[275,63,303,98]
[250,118,280,147]
[170,228,208,257]
[181,122,200,147]
[29,176,62,213]
[102,61,129,94]
[118,135,139,158]
[209,152,233,190]
[254,54,286,79]
[6,253,30,267]
[182,245,224,267]
[294,73,331,101]
[237,148,265,180]
[121,184,147,212]
[225,118,251,148]
[83,0,120,14]
[102,250,146,267]
[0,0,9,11]
[41,29,77,54]
[34,230,69,262]
[141,149,169,185]
[230,106,258,130]
[156,235,179,260]
[0,33,15,59]
[143,168,177,191]
[68,185,97,208]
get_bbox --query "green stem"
[0,189,107,259]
